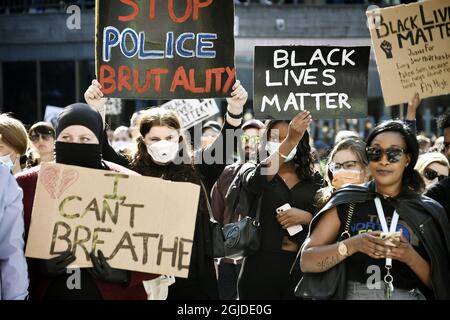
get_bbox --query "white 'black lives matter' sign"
[253,45,370,120]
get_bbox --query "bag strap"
[254,195,263,222]
[338,202,356,241]
[289,202,355,275]
[199,180,217,223]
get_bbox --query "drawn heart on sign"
[56,169,79,198]
[41,166,60,199]
[41,166,79,199]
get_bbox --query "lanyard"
[374,197,400,299]
[374,197,399,267]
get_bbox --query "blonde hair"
[415,152,449,175]
[315,138,368,210]
[0,114,28,155]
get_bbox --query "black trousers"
[238,250,302,300]
[218,262,242,300]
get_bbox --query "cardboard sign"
[367,0,450,106]
[25,163,200,278]
[95,0,236,99]
[160,99,219,129]
[43,105,63,128]
[104,98,122,115]
[253,45,370,120]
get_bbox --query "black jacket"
[424,177,450,222]
[303,181,450,300]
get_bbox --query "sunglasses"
[424,168,447,182]
[241,135,260,144]
[329,160,359,173]
[366,146,406,163]
[30,133,54,143]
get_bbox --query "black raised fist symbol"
[380,40,393,59]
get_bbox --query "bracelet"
[277,150,289,159]
[227,110,243,119]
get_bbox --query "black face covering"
[55,103,104,169]
[55,142,102,169]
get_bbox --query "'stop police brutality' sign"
[96,0,236,99]
[253,45,370,120]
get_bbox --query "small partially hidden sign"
[25,163,200,278]
[367,0,450,106]
[253,45,370,120]
[160,99,219,129]
[95,0,236,99]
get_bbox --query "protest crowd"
[0,0,450,302]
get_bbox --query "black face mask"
[55,141,102,169]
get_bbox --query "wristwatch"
[337,241,348,257]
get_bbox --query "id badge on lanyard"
[374,197,399,299]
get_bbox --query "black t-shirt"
[337,197,429,290]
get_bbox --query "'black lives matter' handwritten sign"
[96,0,235,99]
[25,163,200,278]
[253,46,369,120]
[367,0,450,106]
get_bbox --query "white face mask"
[265,141,296,163]
[112,140,132,152]
[0,153,14,170]
[147,140,179,164]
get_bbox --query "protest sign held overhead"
[160,99,220,129]
[367,0,450,106]
[253,45,370,120]
[43,105,63,128]
[96,0,236,99]
[25,163,200,278]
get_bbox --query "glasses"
[241,135,260,144]
[329,160,359,173]
[424,168,447,181]
[366,146,406,163]
[30,133,54,143]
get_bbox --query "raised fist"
[380,40,393,59]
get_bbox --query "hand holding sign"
[89,250,130,285]
[85,79,106,113]
[406,92,421,121]
[287,111,312,145]
[37,251,76,278]
[227,80,248,114]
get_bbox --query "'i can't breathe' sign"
[253,45,370,120]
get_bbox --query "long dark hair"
[262,120,314,182]
[131,108,193,168]
[366,120,425,193]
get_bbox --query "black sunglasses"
[30,133,54,143]
[424,168,447,182]
[366,146,406,163]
